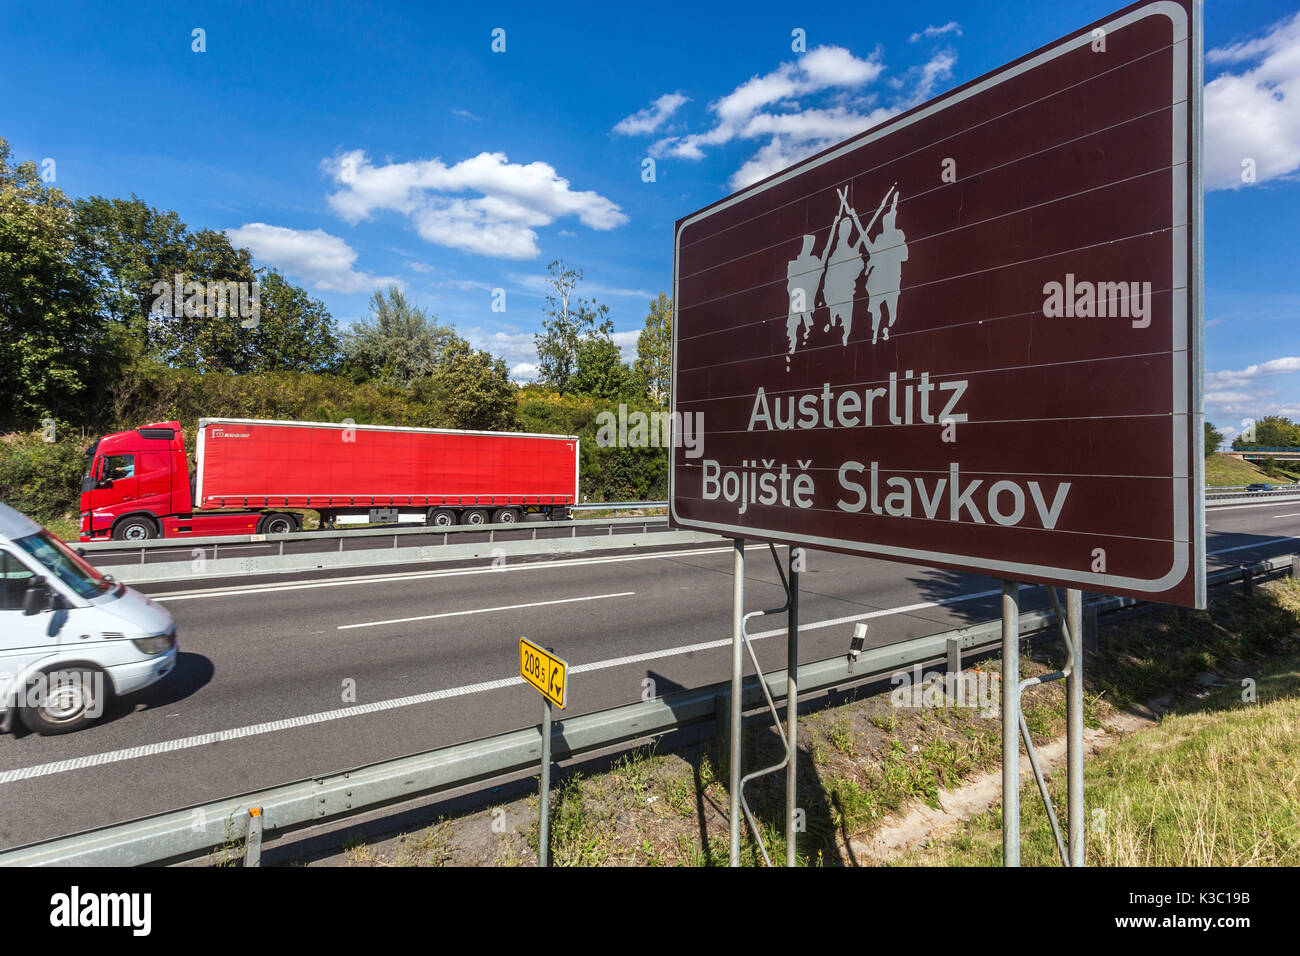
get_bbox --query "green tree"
[415,339,517,431]
[0,139,118,425]
[534,259,612,395]
[246,270,340,373]
[1254,416,1300,447]
[633,292,672,406]
[1204,421,1223,457]
[342,286,457,386]
[73,194,190,340]
[572,335,632,400]
[1233,416,1300,448]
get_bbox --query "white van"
[0,500,177,734]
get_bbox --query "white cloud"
[1205,12,1300,190]
[611,329,640,362]
[322,150,628,260]
[1205,356,1300,389]
[1204,390,1256,404]
[613,92,689,135]
[631,42,956,190]
[510,362,539,382]
[1204,355,1300,421]
[506,271,653,300]
[225,223,400,294]
[648,45,885,168]
[910,22,962,43]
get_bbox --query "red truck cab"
[79,422,263,541]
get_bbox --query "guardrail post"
[1083,604,1099,653]
[714,690,731,769]
[1241,564,1254,597]
[1002,580,1020,867]
[946,636,962,705]
[729,537,745,867]
[243,807,263,867]
[1292,555,1300,579]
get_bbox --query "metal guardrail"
[92,517,704,586]
[77,504,671,553]
[1204,491,1300,506]
[570,501,667,512]
[3,551,1294,867]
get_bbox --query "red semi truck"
[79,418,580,541]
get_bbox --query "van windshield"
[11,529,112,600]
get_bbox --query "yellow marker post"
[520,638,568,865]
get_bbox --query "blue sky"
[2,0,1298,439]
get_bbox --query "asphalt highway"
[1,499,1296,850]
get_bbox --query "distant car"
[1246,483,1274,492]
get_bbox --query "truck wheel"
[492,508,521,524]
[18,666,108,735]
[260,513,298,535]
[112,516,158,541]
[427,509,457,528]
[460,508,490,526]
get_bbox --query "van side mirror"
[22,576,50,616]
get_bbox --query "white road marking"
[0,584,1001,784]
[338,592,635,630]
[1273,513,1300,519]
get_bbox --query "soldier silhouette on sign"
[783,185,907,365]
[864,191,908,343]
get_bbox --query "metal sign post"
[520,637,567,867]
[540,694,552,868]
[1002,581,1020,866]
[1067,588,1085,866]
[729,538,744,866]
[785,548,800,867]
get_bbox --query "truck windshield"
[11,529,113,600]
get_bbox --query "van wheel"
[18,666,108,735]
[427,509,457,528]
[492,508,521,524]
[260,513,297,535]
[112,516,157,541]
[460,508,490,526]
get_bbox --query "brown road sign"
[670,0,1205,607]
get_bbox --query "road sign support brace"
[733,544,800,867]
[1004,583,1085,867]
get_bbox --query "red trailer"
[79,418,580,541]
